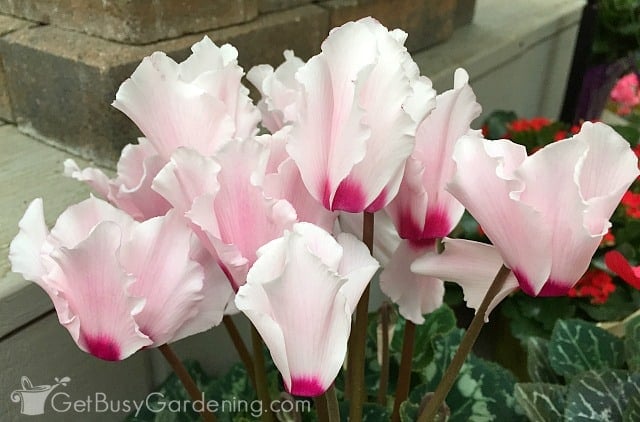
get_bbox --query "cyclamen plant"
[9,17,640,422]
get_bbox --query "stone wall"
[0,0,475,166]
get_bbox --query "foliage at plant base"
[125,304,530,421]
[515,315,640,422]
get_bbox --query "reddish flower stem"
[251,326,274,422]
[391,320,416,422]
[158,344,216,422]
[223,315,256,388]
[377,302,392,405]
[315,383,340,422]
[349,211,375,422]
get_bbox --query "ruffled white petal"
[120,210,205,346]
[113,51,235,159]
[335,231,379,312]
[152,147,221,214]
[49,196,135,249]
[411,238,519,320]
[379,240,444,324]
[248,50,304,133]
[9,198,49,283]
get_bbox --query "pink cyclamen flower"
[112,36,259,159]
[235,222,379,397]
[65,36,260,221]
[64,139,172,220]
[386,68,481,240]
[153,139,298,291]
[610,72,640,115]
[448,122,639,297]
[287,17,434,212]
[247,50,305,134]
[9,197,231,361]
[379,68,481,323]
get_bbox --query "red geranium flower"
[509,118,531,132]
[529,117,551,131]
[604,250,640,290]
[621,191,640,218]
[567,268,616,304]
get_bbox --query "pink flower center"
[288,376,325,397]
[514,269,570,297]
[83,334,120,361]
[329,178,366,212]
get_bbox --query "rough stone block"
[0,5,328,166]
[0,0,259,44]
[0,15,36,122]
[260,0,314,13]
[454,0,477,28]
[319,0,455,52]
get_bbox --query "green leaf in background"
[513,383,566,422]
[390,304,457,371]
[417,329,523,421]
[206,363,259,421]
[483,110,517,139]
[564,370,640,421]
[625,313,640,372]
[127,360,212,422]
[501,294,577,343]
[466,358,523,421]
[399,399,420,422]
[623,390,640,422]
[549,319,625,379]
[421,328,464,384]
[610,124,640,146]
[336,401,389,422]
[613,219,640,248]
[525,337,563,384]
[577,284,639,321]
[398,389,450,422]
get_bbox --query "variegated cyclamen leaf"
[526,337,563,383]
[624,313,640,372]
[548,319,625,379]
[514,383,566,422]
[421,328,464,383]
[418,352,523,422]
[564,369,640,422]
[399,400,420,422]
[623,390,640,422]
[390,304,457,371]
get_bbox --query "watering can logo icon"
[10,376,70,415]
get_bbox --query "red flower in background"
[605,250,640,290]
[554,130,567,141]
[621,191,640,218]
[567,268,616,304]
[508,117,551,133]
[529,117,551,131]
[600,229,616,247]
